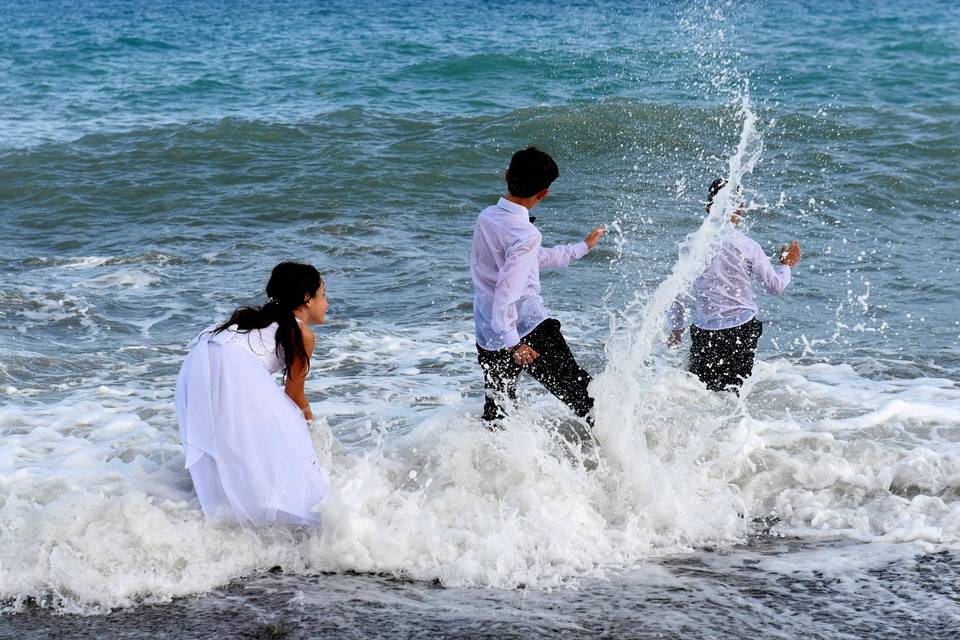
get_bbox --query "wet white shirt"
[471,197,588,350]
[668,229,792,331]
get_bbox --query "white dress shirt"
[668,229,792,331]
[471,197,589,350]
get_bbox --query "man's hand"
[780,240,801,267]
[667,329,684,347]
[585,225,606,251]
[511,343,540,366]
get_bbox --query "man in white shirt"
[668,178,802,392]
[471,147,605,426]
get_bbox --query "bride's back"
[215,323,285,374]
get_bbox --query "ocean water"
[2,0,960,637]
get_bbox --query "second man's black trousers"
[689,317,763,393]
[476,318,594,425]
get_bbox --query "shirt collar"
[496,197,529,217]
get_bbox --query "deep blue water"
[2,1,958,369]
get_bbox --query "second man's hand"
[780,240,801,267]
[585,225,606,251]
[511,343,540,366]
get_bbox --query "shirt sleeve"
[667,295,686,331]
[666,245,690,331]
[538,241,589,269]
[749,240,792,294]
[492,232,541,348]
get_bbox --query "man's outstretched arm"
[539,225,606,269]
[753,239,800,294]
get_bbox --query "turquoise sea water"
[2,1,960,637]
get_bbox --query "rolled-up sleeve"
[538,241,589,269]
[492,233,541,348]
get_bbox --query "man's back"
[688,229,791,331]
[471,203,540,288]
[470,198,545,351]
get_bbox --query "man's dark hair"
[706,177,727,212]
[507,146,559,198]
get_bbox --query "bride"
[175,262,328,525]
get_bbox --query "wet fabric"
[471,197,588,350]
[175,327,327,526]
[689,318,763,392]
[669,229,791,331]
[476,318,594,424]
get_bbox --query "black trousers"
[689,317,763,392]
[477,318,594,424]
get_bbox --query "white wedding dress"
[175,322,327,526]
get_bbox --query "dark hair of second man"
[706,177,727,212]
[507,146,560,198]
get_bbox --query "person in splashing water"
[175,262,329,525]
[667,178,802,393]
[470,146,606,427]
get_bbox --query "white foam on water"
[3,92,959,614]
[0,286,92,331]
[76,268,162,290]
[3,311,959,614]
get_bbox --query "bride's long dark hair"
[214,262,322,376]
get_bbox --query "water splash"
[587,86,765,532]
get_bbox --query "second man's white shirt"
[668,229,792,331]
[471,198,588,351]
